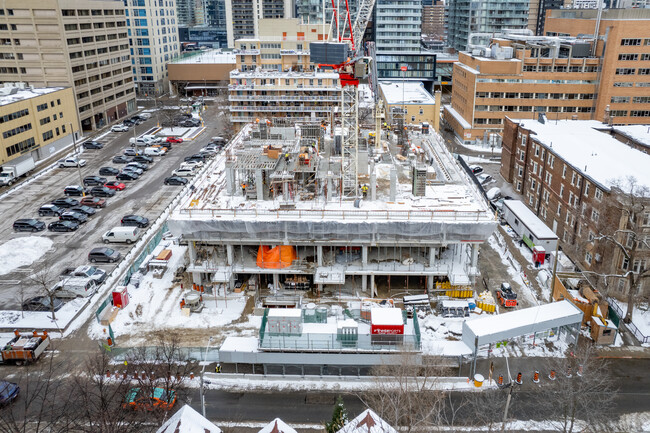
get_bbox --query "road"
[0,106,223,308]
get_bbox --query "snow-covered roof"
[156,404,222,433]
[510,118,650,191]
[337,409,398,433]
[379,81,436,106]
[0,84,65,106]
[258,418,297,433]
[502,200,557,240]
[370,308,403,326]
[444,105,472,129]
[171,49,236,64]
[611,125,650,149]
[462,300,583,348]
[219,336,259,353]
[268,308,302,318]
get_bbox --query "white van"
[54,277,97,298]
[142,134,162,144]
[102,226,141,244]
[129,136,155,147]
[144,147,164,156]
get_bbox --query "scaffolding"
[341,85,359,198]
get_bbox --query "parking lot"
[0,105,225,309]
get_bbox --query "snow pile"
[0,236,53,276]
[0,298,88,332]
[611,299,650,343]
[418,313,473,357]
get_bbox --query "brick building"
[501,116,650,296]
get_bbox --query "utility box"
[112,286,129,309]
[370,308,404,335]
[532,246,546,265]
[309,42,349,65]
[267,308,303,335]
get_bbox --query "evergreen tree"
[325,395,349,433]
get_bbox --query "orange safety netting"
[256,245,297,269]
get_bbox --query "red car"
[104,181,126,191]
[166,137,183,143]
[80,196,106,208]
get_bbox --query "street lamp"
[70,122,85,196]
[200,336,216,417]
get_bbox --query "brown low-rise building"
[501,116,650,298]
[168,50,236,97]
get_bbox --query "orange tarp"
[256,245,297,269]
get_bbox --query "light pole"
[200,336,215,417]
[70,122,85,196]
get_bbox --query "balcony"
[230,105,332,112]
[228,95,340,102]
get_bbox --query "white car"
[477,174,494,185]
[172,167,198,177]
[180,160,203,170]
[58,157,87,168]
[111,124,129,132]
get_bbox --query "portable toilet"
[533,246,546,265]
[112,286,129,309]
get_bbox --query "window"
[557,203,562,216]
[2,123,32,138]
[584,182,589,197]
[616,68,636,75]
[642,212,650,226]
[588,230,595,242]
[618,53,638,61]
[639,69,650,75]
[611,96,630,103]
[560,185,564,198]
[521,135,527,146]
[633,96,650,103]
[562,164,567,178]
[621,38,641,46]
[585,252,592,264]
[42,130,53,141]
[631,110,650,117]
[595,188,602,201]
[591,209,600,223]
[622,257,629,270]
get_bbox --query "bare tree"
[534,344,617,433]
[462,388,512,432]
[358,352,451,432]
[26,261,60,321]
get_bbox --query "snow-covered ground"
[88,243,247,341]
[611,299,650,342]
[0,298,88,331]
[0,236,53,276]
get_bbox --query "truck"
[58,157,87,168]
[60,265,107,285]
[1,330,50,365]
[496,283,518,308]
[0,157,35,186]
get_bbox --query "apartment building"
[421,1,445,39]
[224,0,293,47]
[0,0,136,131]
[544,9,650,126]
[0,83,80,167]
[443,34,600,144]
[124,0,180,96]
[229,19,340,130]
[168,49,235,96]
[501,117,650,296]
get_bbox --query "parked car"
[129,116,143,124]
[121,215,150,228]
[111,124,129,132]
[164,176,188,186]
[180,161,203,170]
[79,196,106,208]
[477,174,494,185]
[470,165,483,175]
[180,119,201,127]
[102,226,141,244]
[60,210,88,224]
[89,186,116,198]
[166,136,183,143]
[172,167,197,177]
[123,165,143,176]
[63,185,88,197]
[51,197,80,208]
[0,381,20,406]
[60,265,107,284]
[113,156,133,164]
[184,154,206,163]
[122,119,135,127]
[22,296,64,312]
[104,181,125,191]
[58,157,86,168]
[117,171,139,181]
[124,148,138,157]
[13,219,46,232]
[200,148,218,157]
[126,162,148,172]
[123,387,176,411]
[38,204,63,217]
[144,147,164,157]
[88,247,121,263]
[132,155,153,164]
[82,141,104,150]
[83,176,108,187]
[48,220,79,232]
[99,166,120,176]
[70,205,96,216]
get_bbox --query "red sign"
[400,66,408,71]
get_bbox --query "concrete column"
[362,246,368,266]
[255,169,264,201]
[273,273,279,290]
[192,272,201,284]
[471,244,479,269]
[362,274,367,293]
[370,274,375,298]
[429,247,435,267]
[327,177,333,202]
[188,241,196,263]
[226,244,233,266]
[226,166,235,195]
[427,275,434,291]
[390,166,397,201]
[370,160,376,201]
[317,246,323,266]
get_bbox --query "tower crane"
[311,0,377,198]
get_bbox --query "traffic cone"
[498,375,504,386]
[549,369,556,380]
[190,372,194,380]
[577,364,583,377]
[533,370,540,383]
[515,372,522,385]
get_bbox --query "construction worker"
[361,184,369,198]
[180,298,186,309]
[241,182,247,197]
[284,152,290,163]
[216,363,222,373]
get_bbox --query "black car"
[38,204,64,217]
[60,210,88,224]
[113,156,133,164]
[121,214,150,228]
[48,220,79,232]
[122,119,135,126]
[63,185,88,197]
[70,205,96,216]
[82,141,104,150]
[184,154,207,163]
[83,176,108,187]
[13,219,46,232]
[89,186,116,197]
[164,176,188,186]
[129,116,143,124]
[22,296,64,312]
[180,119,201,127]
[116,171,138,181]
[133,155,153,164]
[51,197,80,208]
[0,381,19,406]
[88,247,121,263]
[99,166,120,176]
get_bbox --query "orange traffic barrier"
[515,372,522,385]
[533,370,540,383]
[498,375,504,386]
[549,369,556,380]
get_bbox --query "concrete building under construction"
[167,121,496,299]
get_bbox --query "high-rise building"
[124,0,180,96]
[0,0,136,131]
[535,0,568,35]
[177,0,196,26]
[421,0,445,39]
[224,0,293,47]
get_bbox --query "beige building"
[168,50,236,97]
[0,83,80,167]
[229,19,340,129]
[0,0,136,131]
[379,81,441,132]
